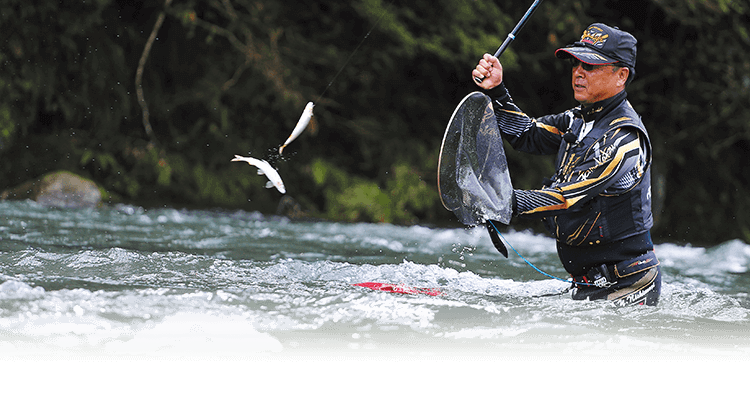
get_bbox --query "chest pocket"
[547,197,606,246]
[545,193,637,246]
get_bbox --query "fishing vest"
[544,98,653,247]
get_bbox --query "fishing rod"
[469,0,591,287]
[474,0,544,83]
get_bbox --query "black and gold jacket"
[487,84,653,255]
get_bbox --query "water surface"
[1,200,747,407]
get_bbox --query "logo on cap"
[554,23,638,71]
[580,26,609,48]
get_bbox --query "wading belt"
[572,250,659,288]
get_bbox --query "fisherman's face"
[570,59,629,105]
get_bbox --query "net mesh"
[438,92,513,226]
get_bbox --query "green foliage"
[311,158,436,224]
[1,0,748,244]
[0,103,14,147]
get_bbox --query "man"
[472,23,661,306]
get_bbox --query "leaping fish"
[231,155,286,194]
[279,101,314,154]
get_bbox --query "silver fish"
[231,155,286,194]
[279,101,314,154]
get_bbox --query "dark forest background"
[1,0,748,245]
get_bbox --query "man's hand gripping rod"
[474,0,544,83]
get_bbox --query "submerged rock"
[0,170,103,208]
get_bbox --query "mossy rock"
[0,170,104,208]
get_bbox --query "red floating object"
[353,282,443,296]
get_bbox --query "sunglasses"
[569,59,627,72]
[568,59,602,71]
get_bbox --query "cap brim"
[555,46,618,65]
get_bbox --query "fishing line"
[314,0,395,104]
[487,220,593,287]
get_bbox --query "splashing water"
[0,200,747,407]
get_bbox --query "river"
[1,200,747,409]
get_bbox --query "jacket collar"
[580,90,627,123]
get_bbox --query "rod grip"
[474,35,514,84]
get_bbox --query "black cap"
[555,23,637,69]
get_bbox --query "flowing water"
[1,200,747,408]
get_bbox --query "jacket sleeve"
[486,84,571,156]
[513,126,647,218]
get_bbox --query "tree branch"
[135,0,174,144]
[172,1,303,105]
